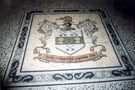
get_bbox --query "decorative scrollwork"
[100,10,107,19]
[9,61,33,83]
[26,11,43,20]
[112,56,133,76]
[53,72,94,81]
[77,19,98,45]
[74,72,94,80]
[105,16,133,77]
[18,27,28,48]
[53,73,73,80]
[106,23,119,45]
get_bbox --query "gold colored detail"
[90,45,106,52]
[45,75,50,80]
[58,38,64,41]
[36,76,41,81]
[75,37,80,41]
[76,40,80,44]
[59,41,63,44]
[63,16,72,22]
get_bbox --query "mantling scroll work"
[33,16,107,63]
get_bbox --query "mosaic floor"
[2,10,135,90]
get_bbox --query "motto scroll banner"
[34,50,106,63]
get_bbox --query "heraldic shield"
[55,29,85,55]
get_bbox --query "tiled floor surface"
[0,0,135,90]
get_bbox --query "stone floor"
[0,0,135,89]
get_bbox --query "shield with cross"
[55,29,85,55]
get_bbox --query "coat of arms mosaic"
[3,10,135,90]
[33,16,106,63]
